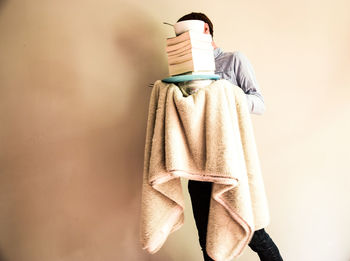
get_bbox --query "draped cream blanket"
[139,79,270,261]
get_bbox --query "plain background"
[0,0,349,260]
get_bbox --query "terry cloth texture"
[139,79,270,261]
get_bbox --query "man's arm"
[232,51,265,115]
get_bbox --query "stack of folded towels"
[165,29,215,76]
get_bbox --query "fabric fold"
[140,79,270,261]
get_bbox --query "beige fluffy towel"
[139,79,270,261]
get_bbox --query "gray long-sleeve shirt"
[214,48,265,115]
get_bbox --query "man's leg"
[248,228,284,261]
[188,180,214,261]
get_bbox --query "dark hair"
[177,12,214,37]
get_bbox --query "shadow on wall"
[0,3,169,260]
[0,246,6,261]
[110,4,168,191]
[114,16,168,82]
[110,7,171,261]
[0,0,7,12]
[110,8,167,187]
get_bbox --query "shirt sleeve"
[232,51,265,115]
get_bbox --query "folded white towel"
[140,79,270,261]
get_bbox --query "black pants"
[188,180,283,261]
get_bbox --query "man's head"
[177,12,214,38]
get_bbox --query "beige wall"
[0,0,349,260]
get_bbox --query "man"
[178,12,265,115]
[177,12,284,261]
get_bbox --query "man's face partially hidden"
[202,22,216,48]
